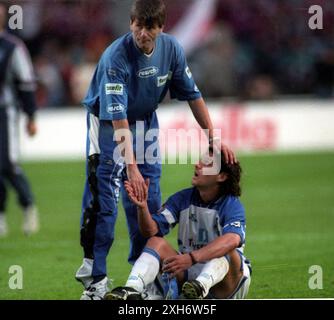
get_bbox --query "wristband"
[189,252,197,265]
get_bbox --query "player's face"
[191,160,227,188]
[130,19,163,54]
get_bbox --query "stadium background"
[0,0,333,299]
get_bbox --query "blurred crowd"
[4,0,334,107]
[190,0,334,100]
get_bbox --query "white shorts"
[226,261,251,299]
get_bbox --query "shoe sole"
[182,282,202,299]
[104,292,126,300]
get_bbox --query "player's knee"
[146,236,168,251]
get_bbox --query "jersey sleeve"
[151,191,185,236]
[98,53,128,121]
[11,42,35,85]
[169,42,202,101]
[11,43,37,118]
[220,198,246,246]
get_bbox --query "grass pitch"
[0,151,333,299]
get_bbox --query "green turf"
[0,151,333,299]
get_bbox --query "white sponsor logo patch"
[137,66,159,78]
[107,103,125,114]
[185,66,192,79]
[105,83,123,95]
[231,221,241,228]
[157,74,168,87]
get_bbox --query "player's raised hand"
[124,178,149,209]
[126,164,146,201]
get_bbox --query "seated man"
[106,149,251,300]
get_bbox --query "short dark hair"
[208,148,242,197]
[130,0,166,29]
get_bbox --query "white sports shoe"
[75,258,94,289]
[0,214,8,237]
[80,277,110,300]
[23,205,39,235]
[143,282,164,300]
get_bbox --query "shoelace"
[87,278,114,293]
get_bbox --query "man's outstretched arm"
[188,97,237,164]
[124,179,159,237]
[112,119,146,201]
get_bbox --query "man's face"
[191,154,227,188]
[130,19,163,54]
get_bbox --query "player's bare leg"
[182,249,250,299]
[209,249,244,298]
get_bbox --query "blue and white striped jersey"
[82,32,201,122]
[0,31,37,163]
[152,187,246,254]
[0,31,36,113]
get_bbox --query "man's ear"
[217,173,228,183]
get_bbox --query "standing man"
[76,0,236,300]
[0,3,39,237]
